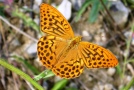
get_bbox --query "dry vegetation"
[0,0,134,90]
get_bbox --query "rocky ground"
[0,0,134,90]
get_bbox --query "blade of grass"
[52,79,68,90]
[34,69,55,81]
[116,64,123,77]
[121,76,134,90]
[75,0,92,22]
[88,0,99,23]
[0,58,44,90]
[12,55,40,75]
[122,24,134,77]
[12,9,40,31]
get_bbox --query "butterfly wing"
[37,36,68,69]
[78,42,118,68]
[40,3,74,39]
[52,47,84,79]
[39,3,118,79]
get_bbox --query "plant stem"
[121,76,134,90]
[0,58,44,90]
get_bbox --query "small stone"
[107,68,116,76]
[104,84,115,90]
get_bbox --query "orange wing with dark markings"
[78,42,118,68]
[38,3,118,79]
[40,3,74,39]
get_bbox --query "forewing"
[78,42,118,68]
[40,3,74,39]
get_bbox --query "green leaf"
[12,55,40,75]
[0,6,5,17]
[75,0,93,22]
[12,9,40,31]
[75,0,109,23]
[88,0,100,23]
[52,79,68,90]
[34,70,55,81]
[65,87,78,90]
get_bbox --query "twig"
[77,79,90,90]
[0,16,38,42]
[0,19,9,57]
[99,0,115,23]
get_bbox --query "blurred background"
[0,0,134,90]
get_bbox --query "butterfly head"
[74,36,82,42]
[70,36,82,46]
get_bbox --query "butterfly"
[37,3,118,79]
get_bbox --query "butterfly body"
[65,36,82,52]
[37,3,118,79]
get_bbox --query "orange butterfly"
[37,3,118,79]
